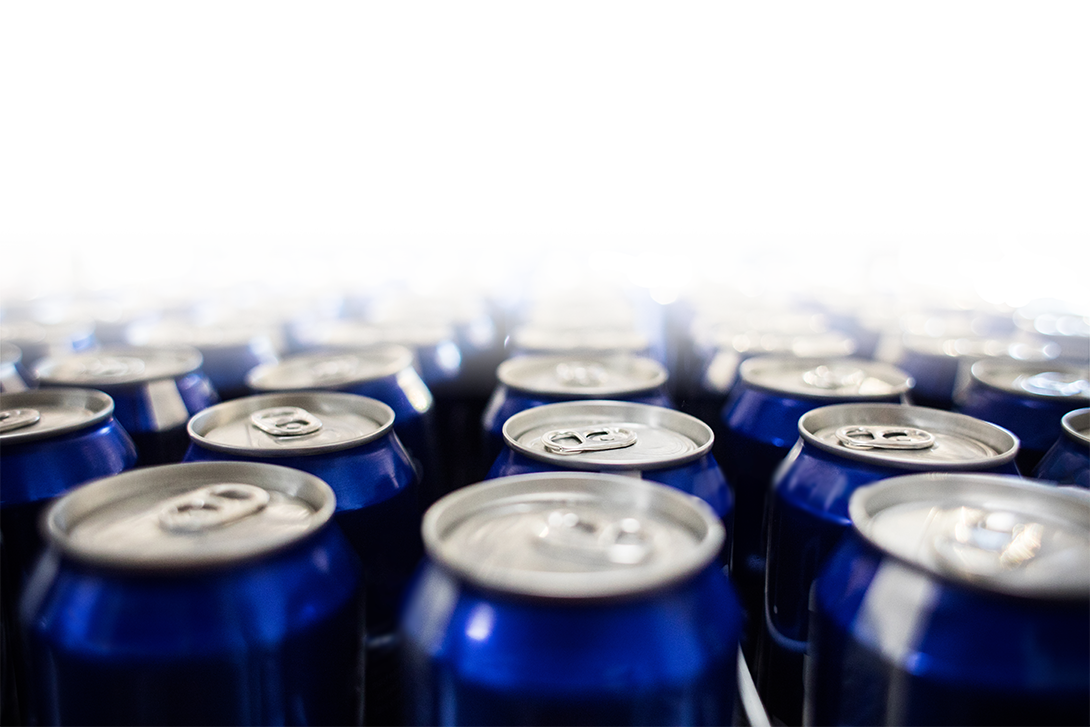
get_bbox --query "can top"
[424,472,724,600]
[498,354,668,397]
[799,403,1018,470]
[44,461,336,571]
[710,330,856,358]
[0,388,116,444]
[246,346,414,392]
[35,346,203,386]
[0,319,94,346]
[739,356,913,400]
[304,319,457,349]
[188,391,395,456]
[0,342,21,367]
[901,335,1059,361]
[133,319,277,350]
[1062,408,1090,446]
[968,360,1090,402]
[850,473,1090,598]
[512,325,650,355]
[503,400,712,470]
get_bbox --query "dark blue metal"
[809,531,1089,726]
[1033,409,1090,488]
[196,341,279,402]
[892,346,959,409]
[401,560,743,726]
[20,525,363,726]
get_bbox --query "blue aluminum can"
[20,461,364,726]
[882,334,1058,410]
[808,473,1089,725]
[132,319,281,401]
[758,403,1019,724]
[482,354,672,467]
[247,346,441,508]
[35,345,219,466]
[719,357,913,657]
[489,400,733,565]
[1033,407,1090,488]
[1,342,33,392]
[956,359,1090,473]
[185,391,423,725]
[401,471,743,726]
[0,320,96,370]
[509,323,659,363]
[1,388,137,724]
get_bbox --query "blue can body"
[810,523,1090,723]
[402,561,741,726]
[1033,408,1090,488]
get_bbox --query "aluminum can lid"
[850,473,1090,598]
[511,325,650,355]
[246,346,414,391]
[901,334,1059,361]
[44,461,335,571]
[0,320,95,347]
[799,403,1018,470]
[304,320,456,349]
[969,360,1090,402]
[498,354,667,397]
[739,356,912,399]
[503,400,711,470]
[0,388,115,444]
[424,472,724,600]
[188,391,394,456]
[35,345,203,386]
[1062,408,1090,446]
[133,319,277,349]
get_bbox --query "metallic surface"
[1033,408,1090,487]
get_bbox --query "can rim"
[187,391,395,456]
[246,344,414,391]
[422,471,724,600]
[1062,408,1090,446]
[497,354,668,397]
[849,472,1090,599]
[798,403,1019,470]
[968,359,1090,402]
[34,345,204,386]
[0,388,115,443]
[738,355,914,400]
[502,399,713,470]
[44,461,336,571]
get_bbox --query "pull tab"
[802,365,866,390]
[1018,371,1090,398]
[0,408,41,433]
[835,425,935,450]
[932,507,1044,575]
[541,426,638,455]
[250,406,323,436]
[534,510,652,566]
[77,356,146,379]
[158,483,271,533]
[555,361,608,387]
[308,355,359,382]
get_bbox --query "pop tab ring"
[534,509,653,566]
[802,364,866,390]
[0,408,41,433]
[158,483,271,533]
[835,425,935,451]
[555,361,608,387]
[250,406,323,437]
[541,426,638,455]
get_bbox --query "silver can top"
[188,391,394,457]
[0,388,116,444]
[301,319,457,349]
[246,346,414,392]
[710,329,856,358]
[503,400,712,471]
[968,360,1090,402]
[1062,408,1090,446]
[35,346,203,386]
[511,325,650,356]
[739,356,913,400]
[132,319,281,351]
[498,354,668,398]
[799,403,1019,470]
[44,461,336,571]
[850,473,1090,598]
[424,472,724,600]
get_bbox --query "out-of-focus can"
[758,403,1019,724]
[1014,299,1090,364]
[35,345,219,466]
[132,319,281,401]
[881,334,1058,410]
[20,461,364,726]
[0,321,96,371]
[956,359,1090,473]
[246,346,441,507]
[400,471,744,726]
[808,473,1089,725]
[719,357,913,655]
[184,391,423,726]
[509,324,658,362]
[490,400,733,564]
[482,354,671,466]
[1,342,33,392]
[1033,407,1090,488]
[1,389,137,723]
